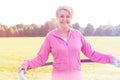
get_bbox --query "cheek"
[67,19,71,23]
[56,17,61,22]
[56,17,72,25]
[66,19,71,24]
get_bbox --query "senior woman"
[19,6,120,80]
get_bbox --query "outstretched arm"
[80,35,117,64]
[18,35,51,73]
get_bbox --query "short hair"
[56,6,73,17]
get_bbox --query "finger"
[116,59,120,67]
[18,64,27,73]
[24,65,27,73]
[18,66,23,73]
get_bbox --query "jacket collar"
[51,28,74,38]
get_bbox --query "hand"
[109,59,120,67]
[114,59,120,67]
[18,64,28,74]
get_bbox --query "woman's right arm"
[18,35,51,72]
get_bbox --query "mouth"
[61,21,70,25]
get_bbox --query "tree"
[72,23,84,34]
[115,25,120,36]
[103,25,113,36]
[84,23,95,36]
[94,26,104,36]
[8,27,16,37]
[0,24,8,37]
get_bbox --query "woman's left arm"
[81,35,118,64]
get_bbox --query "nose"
[63,16,67,21]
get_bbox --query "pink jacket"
[24,28,114,80]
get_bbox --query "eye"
[60,15,64,18]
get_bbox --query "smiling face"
[56,6,73,30]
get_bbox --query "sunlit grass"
[0,37,120,80]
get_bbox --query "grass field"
[0,37,120,80]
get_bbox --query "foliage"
[0,19,120,37]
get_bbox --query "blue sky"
[0,0,120,27]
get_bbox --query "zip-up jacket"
[23,28,115,80]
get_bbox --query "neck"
[58,27,70,37]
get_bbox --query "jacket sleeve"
[23,35,51,70]
[81,35,115,64]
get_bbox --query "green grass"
[0,37,120,80]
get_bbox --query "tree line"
[0,18,120,37]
